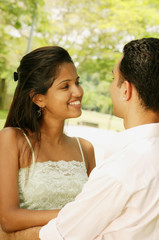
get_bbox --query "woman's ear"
[30,93,45,108]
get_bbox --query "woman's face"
[43,62,84,121]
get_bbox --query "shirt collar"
[104,123,159,159]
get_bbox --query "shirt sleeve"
[39,167,130,240]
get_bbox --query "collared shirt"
[39,123,159,240]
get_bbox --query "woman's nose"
[72,85,83,97]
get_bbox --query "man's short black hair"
[120,37,159,112]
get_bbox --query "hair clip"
[14,72,18,81]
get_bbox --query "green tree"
[1,0,159,112]
[0,0,45,77]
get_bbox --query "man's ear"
[121,80,132,101]
[30,92,45,108]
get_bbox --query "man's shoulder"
[98,138,159,192]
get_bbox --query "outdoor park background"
[1,0,159,162]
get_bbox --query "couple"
[1,37,159,240]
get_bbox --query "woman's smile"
[68,100,82,108]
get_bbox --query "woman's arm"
[78,137,96,176]
[0,128,60,233]
[0,225,41,240]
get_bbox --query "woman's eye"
[62,84,69,89]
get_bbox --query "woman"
[0,46,95,236]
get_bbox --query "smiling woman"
[0,46,96,239]
[40,62,83,120]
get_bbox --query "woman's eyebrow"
[56,76,80,86]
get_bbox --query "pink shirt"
[39,123,159,240]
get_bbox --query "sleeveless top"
[18,132,88,210]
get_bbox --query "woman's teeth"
[69,101,80,105]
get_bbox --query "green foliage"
[1,0,159,112]
[0,109,8,119]
[0,0,45,89]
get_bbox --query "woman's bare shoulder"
[0,127,20,137]
[77,137,94,151]
[0,127,23,145]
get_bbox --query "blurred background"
[1,0,159,162]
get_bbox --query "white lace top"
[18,132,88,210]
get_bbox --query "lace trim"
[18,160,88,210]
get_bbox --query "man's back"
[97,123,159,239]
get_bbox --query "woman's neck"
[40,119,65,144]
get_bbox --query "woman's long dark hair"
[5,46,73,136]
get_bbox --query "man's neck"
[123,109,159,129]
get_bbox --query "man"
[39,38,159,240]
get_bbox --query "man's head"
[119,38,159,112]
